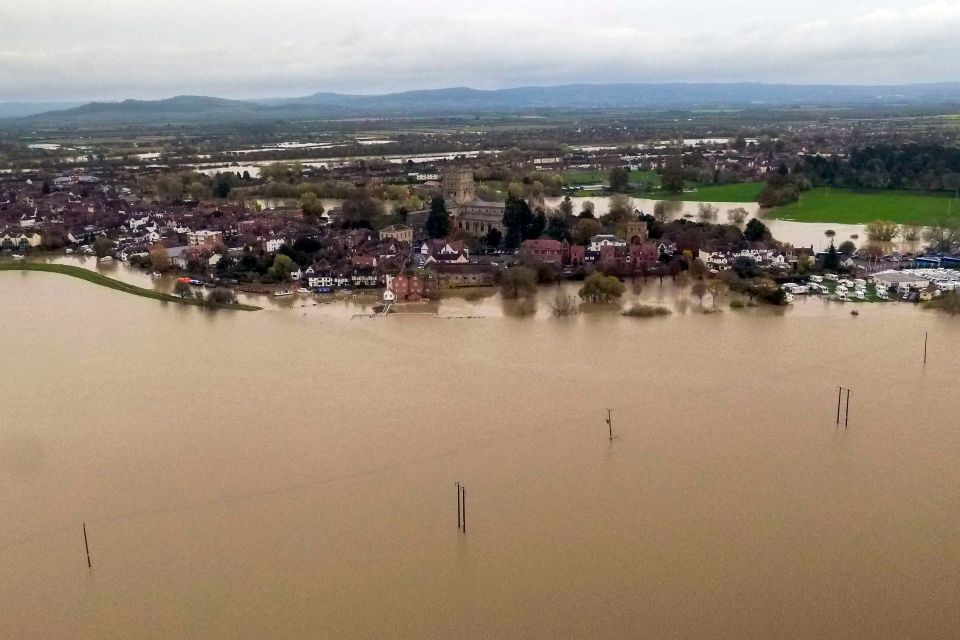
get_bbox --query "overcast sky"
[2,0,959,101]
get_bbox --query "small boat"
[99,256,113,263]
[151,271,163,278]
[11,254,24,261]
[273,290,294,297]
[297,287,311,294]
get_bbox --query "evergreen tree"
[744,218,770,243]
[502,195,534,250]
[823,242,841,271]
[426,196,450,239]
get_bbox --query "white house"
[264,237,286,253]
[308,274,334,288]
[167,246,190,270]
[588,235,626,253]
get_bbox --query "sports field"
[769,188,960,225]
[667,182,764,203]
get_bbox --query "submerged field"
[769,188,960,225]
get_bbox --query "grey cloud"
[0,0,958,100]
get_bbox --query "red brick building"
[520,238,563,264]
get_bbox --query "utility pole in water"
[82,522,91,568]
[605,409,613,441]
[836,387,852,427]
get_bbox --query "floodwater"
[543,196,869,250]
[192,150,490,177]
[2,271,959,639]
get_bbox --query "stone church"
[442,167,506,237]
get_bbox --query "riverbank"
[0,262,262,311]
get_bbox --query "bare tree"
[691,281,708,307]
[674,271,691,299]
[726,207,749,225]
[653,200,683,223]
[706,279,729,309]
[697,202,719,221]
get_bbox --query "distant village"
[4,151,955,311]
[0,159,812,299]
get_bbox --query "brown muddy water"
[1,270,959,639]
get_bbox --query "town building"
[379,224,413,243]
[521,239,563,264]
[188,230,224,247]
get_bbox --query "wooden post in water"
[457,482,461,530]
[82,522,91,568]
[461,487,466,534]
[606,409,613,441]
[924,332,928,365]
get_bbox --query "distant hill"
[0,101,83,118]
[26,95,262,123]
[274,83,960,111]
[12,83,960,125]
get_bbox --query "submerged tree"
[653,200,682,223]
[578,272,625,304]
[726,207,749,225]
[93,236,114,259]
[550,293,579,317]
[691,281,708,306]
[697,202,719,221]
[148,244,170,271]
[866,220,899,243]
[923,222,960,253]
[499,266,538,299]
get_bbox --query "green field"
[563,169,660,187]
[769,188,960,225]
[0,262,261,311]
[667,182,765,203]
[561,170,604,185]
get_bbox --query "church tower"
[625,220,648,245]
[442,167,475,206]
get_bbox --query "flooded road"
[2,271,959,639]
